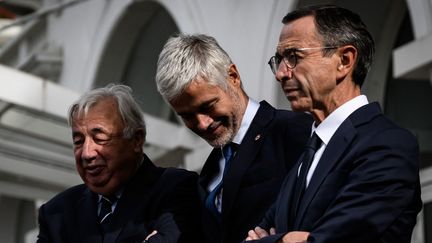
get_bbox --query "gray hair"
[155,34,233,101]
[68,84,146,140]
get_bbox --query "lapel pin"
[255,134,261,141]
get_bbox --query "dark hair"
[283,5,375,86]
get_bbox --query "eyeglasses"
[267,46,338,74]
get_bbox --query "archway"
[93,1,179,123]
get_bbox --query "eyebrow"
[72,131,82,138]
[177,98,218,116]
[71,127,109,137]
[90,127,108,134]
[274,48,299,57]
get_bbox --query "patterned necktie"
[205,143,236,221]
[290,133,322,226]
[99,195,116,224]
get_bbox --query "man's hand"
[278,231,309,243]
[245,226,276,241]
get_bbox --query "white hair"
[155,34,233,101]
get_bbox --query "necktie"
[99,195,116,224]
[205,143,236,220]
[290,133,322,226]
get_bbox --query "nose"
[196,114,213,131]
[81,139,98,162]
[275,62,293,83]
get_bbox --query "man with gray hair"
[37,84,200,243]
[156,34,312,243]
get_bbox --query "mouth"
[197,120,225,142]
[283,87,300,98]
[284,87,298,93]
[207,120,222,133]
[85,164,105,176]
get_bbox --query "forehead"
[72,98,124,132]
[278,15,320,51]
[170,79,227,111]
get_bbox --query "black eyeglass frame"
[267,46,338,75]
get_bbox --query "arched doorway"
[93,1,179,123]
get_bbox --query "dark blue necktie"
[99,195,116,224]
[205,143,236,221]
[290,133,322,226]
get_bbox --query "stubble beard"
[206,93,242,148]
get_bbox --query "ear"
[336,45,357,80]
[227,64,241,87]
[132,128,145,152]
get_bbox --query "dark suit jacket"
[199,100,312,243]
[37,154,200,243]
[255,102,422,243]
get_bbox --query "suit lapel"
[295,103,382,228]
[106,155,162,242]
[222,101,275,223]
[276,166,299,231]
[102,227,122,243]
[75,188,102,243]
[198,148,225,241]
[198,148,221,201]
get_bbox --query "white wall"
[47,0,294,106]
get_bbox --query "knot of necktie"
[306,132,322,152]
[222,142,237,166]
[298,133,322,185]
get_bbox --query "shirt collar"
[98,189,123,203]
[313,95,368,145]
[232,98,260,145]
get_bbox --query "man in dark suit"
[246,5,422,243]
[155,34,312,243]
[37,84,200,243]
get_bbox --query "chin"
[206,134,232,148]
[90,182,119,195]
[289,100,309,112]
[206,138,226,148]
[289,103,302,112]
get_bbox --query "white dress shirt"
[305,95,369,187]
[207,98,260,192]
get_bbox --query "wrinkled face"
[170,76,245,148]
[71,98,143,196]
[275,16,339,112]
